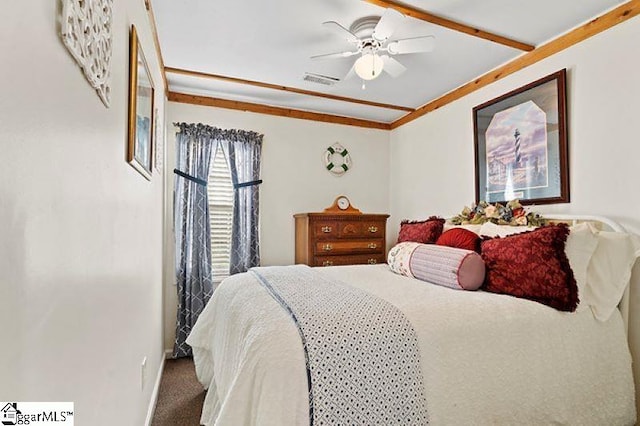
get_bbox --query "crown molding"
[165,67,414,112]
[145,0,168,94]
[168,91,391,130]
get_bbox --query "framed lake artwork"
[473,69,569,205]
[127,25,154,180]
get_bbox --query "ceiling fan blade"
[372,8,405,42]
[311,51,359,60]
[387,36,436,55]
[322,21,360,44]
[380,54,407,78]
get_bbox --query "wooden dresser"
[294,212,389,267]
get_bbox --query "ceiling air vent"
[303,72,340,86]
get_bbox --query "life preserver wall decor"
[323,142,352,176]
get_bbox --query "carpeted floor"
[151,357,205,426]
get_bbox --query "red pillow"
[397,217,445,244]
[480,224,578,312]
[436,228,480,252]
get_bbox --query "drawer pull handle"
[322,226,332,233]
[367,258,377,265]
[323,244,333,251]
[368,226,378,233]
[323,260,334,267]
[368,243,377,249]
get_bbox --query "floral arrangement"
[449,200,547,227]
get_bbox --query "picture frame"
[127,25,154,180]
[473,69,569,205]
[153,106,160,171]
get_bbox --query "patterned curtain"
[227,130,263,274]
[173,123,216,358]
[173,123,262,357]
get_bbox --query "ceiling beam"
[363,0,535,52]
[168,92,392,130]
[165,67,414,112]
[390,0,640,129]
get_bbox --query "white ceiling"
[153,0,625,124]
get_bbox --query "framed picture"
[127,25,154,180]
[473,69,569,205]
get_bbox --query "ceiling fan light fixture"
[354,53,383,80]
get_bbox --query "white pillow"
[443,223,482,235]
[564,223,599,312]
[479,221,537,237]
[582,230,640,321]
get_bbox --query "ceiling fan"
[312,8,435,86]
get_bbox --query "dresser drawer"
[335,221,386,238]
[314,254,386,267]
[313,221,338,238]
[315,239,384,255]
[338,222,362,238]
[361,221,385,238]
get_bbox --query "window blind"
[208,146,234,283]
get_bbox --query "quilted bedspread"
[186,264,635,426]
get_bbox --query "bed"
[187,215,640,425]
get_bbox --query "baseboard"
[144,352,166,426]
[164,348,174,359]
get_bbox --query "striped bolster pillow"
[388,242,485,290]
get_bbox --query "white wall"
[165,103,390,349]
[390,15,640,237]
[0,3,166,426]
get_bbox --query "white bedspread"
[187,264,636,426]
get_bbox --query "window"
[208,145,234,283]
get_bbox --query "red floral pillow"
[397,217,445,244]
[436,228,480,252]
[480,224,578,312]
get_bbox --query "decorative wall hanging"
[323,142,352,176]
[473,69,569,205]
[60,0,113,107]
[127,25,155,180]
